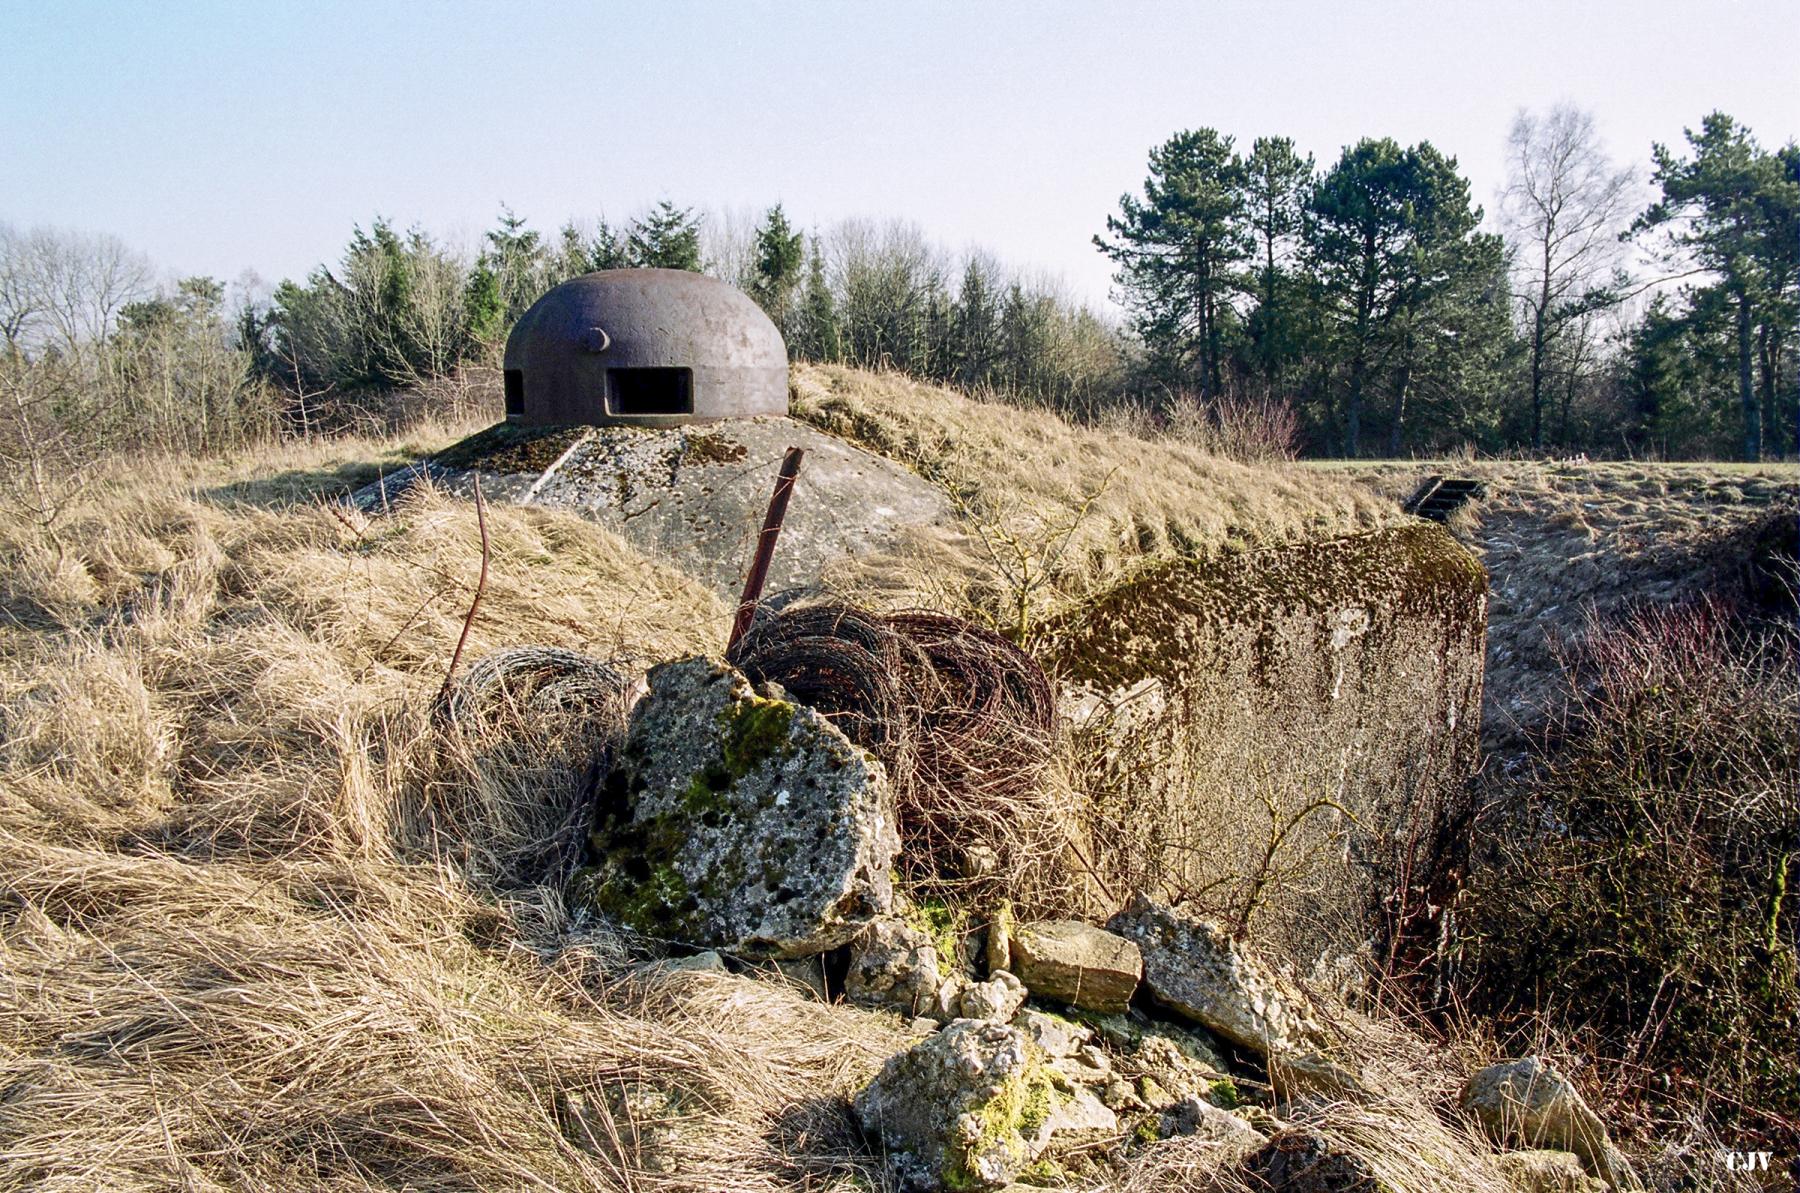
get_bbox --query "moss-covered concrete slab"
[1045,523,1487,962]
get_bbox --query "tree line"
[252,201,1129,423]
[3,106,1795,466]
[1097,108,1797,460]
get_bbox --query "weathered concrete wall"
[1043,523,1487,964]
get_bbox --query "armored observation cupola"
[502,269,788,427]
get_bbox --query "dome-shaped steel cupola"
[502,269,788,427]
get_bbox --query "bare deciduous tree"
[1500,104,1637,449]
[0,222,154,354]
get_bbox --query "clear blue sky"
[4,0,1794,306]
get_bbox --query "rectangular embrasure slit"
[608,368,693,416]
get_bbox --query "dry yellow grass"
[0,385,1519,1191]
[0,426,916,1190]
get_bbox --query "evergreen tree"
[1095,129,1249,400]
[1632,113,1797,460]
[1242,137,1315,393]
[626,201,703,271]
[792,236,841,362]
[1306,139,1484,455]
[746,204,805,334]
[953,258,1000,388]
[480,206,548,320]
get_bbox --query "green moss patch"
[943,1058,1060,1191]
[719,696,795,778]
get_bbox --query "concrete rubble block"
[1462,1058,1639,1190]
[853,1020,1117,1192]
[1106,896,1327,1058]
[572,657,899,958]
[1157,1095,1266,1148]
[984,901,1013,976]
[1080,1010,1231,1077]
[1009,919,1143,1013]
[959,970,1028,1023]
[845,917,941,1016]
[1011,1008,1092,1059]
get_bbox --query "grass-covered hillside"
[1,367,1791,1189]
[0,371,1512,1191]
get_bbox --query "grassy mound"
[790,364,1400,639]
[0,380,1527,1190]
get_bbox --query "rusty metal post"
[728,447,804,654]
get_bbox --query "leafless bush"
[1453,595,1800,1148]
[1167,385,1300,462]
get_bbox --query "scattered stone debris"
[984,900,1013,975]
[959,970,1028,1023]
[1012,1008,1091,1060]
[1108,896,1328,1057]
[571,657,899,957]
[1157,1094,1264,1148]
[846,918,943,1017]
[1463,1058,1638,1190]
[1009,919,1143,1013]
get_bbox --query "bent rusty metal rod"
[728,447,805,655]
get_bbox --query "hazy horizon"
[5,0,1796,308]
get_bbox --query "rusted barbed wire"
[729,601,1063,902]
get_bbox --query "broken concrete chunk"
[845,918,941,1017]
[1106,897,1326,1057]
[1078,1010,1231,1077]
[1011,1008,1091,1059]
[1158,1095,1265,1148]
[1010,919,1142,1013]
[1463,1058,1638,1190]
[985,901,1013,976]
[853,1021,1055,1191]
[572,657,899,958]
[959,970,1028,1023]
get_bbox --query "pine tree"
[1242,137,1315,394]
[1306,139,1484,455]
[626,201,703,271]
[1631,113,1798,460]
[1095,128,1249,400]
[746,204,805,334]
